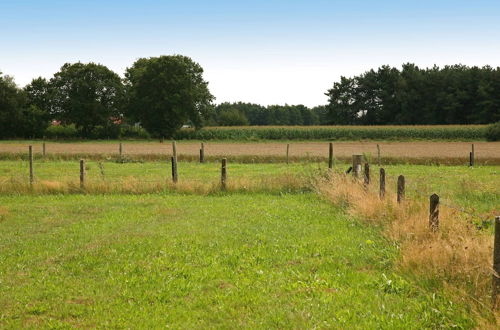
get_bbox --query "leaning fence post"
[200,142,205,163]
[286,144,290,165]
[364,163,370,186]
[379,168,385,199]
[29,145,34,185]
[80,159,85,189]
[352,155,363,178]
[397,175,405,203]
[493,216,500,310]
[171,156,178,183]
[221,158,227,190]
[328,143,333,169]
[429,194,439,231]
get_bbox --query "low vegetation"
[174,125,488,141]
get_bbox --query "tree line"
[0,55,213,139]
[326,63,500,125]
[1,60,499,140]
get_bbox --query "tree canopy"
[50,62,125,137]
[125,55,214,138]
[326,64,500,125]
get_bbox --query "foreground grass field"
[0,193,475,328]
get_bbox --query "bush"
[485,122,500,141]
[44,124,78,139]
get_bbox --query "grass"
[0,160,498,327]
[0,193,476,328]
[316,173,498,325]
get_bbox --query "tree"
[217,108,249,126]
[0,72,25,138]
[50,62,124,137]
[125,55,214,137]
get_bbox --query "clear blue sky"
[1,0,499,106]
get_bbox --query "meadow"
[0,154,499,327]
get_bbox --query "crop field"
[0,156,499,327]
[1,140,500,164]
[173,125,488,140]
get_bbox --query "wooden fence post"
[429,194,439,231]
[172,141,177,160]
[397,175,405,203]
[286,144,290,165]
[352,155,363,178]
[469,144,475,167]
[200,142,205,163]
[328,143,333,169]
[171,156,178,183]
[379,168,385,199]
[119,142,123,159]
[42,142,46,157]
[377,144,381,166]
[493,216,500,310]
[364,163,370,186]
[29,145,34,185]
[221,158,227,190]
[80,159,85,189]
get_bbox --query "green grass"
[0,193,475,328]
[0,160,497,215]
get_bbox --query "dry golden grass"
[0,173,308,195]
[1,141,499,159]
[316,173,497,322]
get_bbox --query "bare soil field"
[1,141,499,161]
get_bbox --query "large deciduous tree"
[50,62,124,137]
[125,55,214,138]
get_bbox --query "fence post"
[469,144,475,167]
[377,144,381,166]
[29,145,34,185]
[42,142,46,157]
[379,168,385,199]
[472,143,476,166]
[429,194,439,231]
[328,143,333,169]
[286,144,290,165]
[119,142,123,160]
[171,156,178,183]
[364,163,370,186]
[172,141,177,160]
[493,216,500,310]
[80,159,85,189]
[397,175,405,203]
[221,158,227,190]
[200,142,205,163]
[352,155,363,178]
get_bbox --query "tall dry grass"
[0,173,309,196]
[316,173,497,323]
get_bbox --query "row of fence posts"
[36,141,479,167]
[350,153,500,310]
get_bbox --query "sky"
[1,0,500,107]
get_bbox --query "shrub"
[485,122,500,141]
[44,124,78,139]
